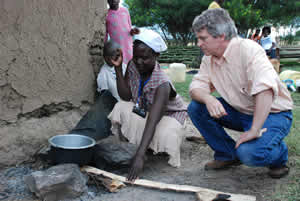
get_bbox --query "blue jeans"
[188,98,293,168]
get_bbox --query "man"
[188,8,293,179]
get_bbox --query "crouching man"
[188,8,293,179]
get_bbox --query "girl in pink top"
[105,0,139,64]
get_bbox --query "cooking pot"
[48,134,96,166]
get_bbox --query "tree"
[224,0,264,36]
[251,0,300,26]
[125,0,211,45]
[125,0,300,44]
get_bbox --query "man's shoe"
[204,159,241,170]
[268,165,289,179]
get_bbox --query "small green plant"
[281,34,296,45]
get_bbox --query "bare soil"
[0,117,296,201]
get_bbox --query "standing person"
[108,28,187,181]
[105,0,139,64]
[208,0,224,9]
[250,28,261,43]
[188,8,293,179]
[260,26,277,59]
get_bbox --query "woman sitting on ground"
[108,28,187,181]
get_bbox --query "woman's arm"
[110,49,132,100]
[127,82,171,181]
[115,64,132,100]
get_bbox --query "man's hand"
[127,154,145,182]
[205,96,227,118]
[130,28,140,36]
[235,128,267,148]
[110,49,123,67]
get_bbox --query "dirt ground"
[97,117,295,201]
[0,117,296,201]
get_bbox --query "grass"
[173,74,193,102]
[174,67,300,201]
[281,66,300,72]
[281,60,300,72]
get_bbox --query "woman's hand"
[110,49,123,68]
[127,154,145,182]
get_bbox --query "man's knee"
[236,143,270,167]
[236,144,256,166]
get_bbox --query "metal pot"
[48,134,96,166]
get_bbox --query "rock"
[92,136,138,170]
[24,164,88,201]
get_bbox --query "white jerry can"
[169,63,186,83]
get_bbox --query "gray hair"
[103,40,121,56]
[192,8,237,40]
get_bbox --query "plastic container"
[169,63,186,83]
[279,70,300,83]
[296,80,300,92]
[283,79,296,92]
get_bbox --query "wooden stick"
[81,166,256,201]
[98,177,126,192]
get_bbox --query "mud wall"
[0,0,107,167]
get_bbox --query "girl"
[105,0,139,64]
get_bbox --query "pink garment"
[189,37,293,115]
[105,7,133,64]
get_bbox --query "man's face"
[195,29,224,57]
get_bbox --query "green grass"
[281,66,300,72]
[285,106,300,155]
[280,60,300,66]
[175,68,300,200]
[280,60,300,72]
[173,74,193,102]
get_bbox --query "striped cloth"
[127,61,187,125]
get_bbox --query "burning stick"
[81,166,256,201]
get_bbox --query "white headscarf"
[133,28,167,53]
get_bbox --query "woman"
[108,29,187,181]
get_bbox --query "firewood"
[99,177,126,193]
[81,166,256,201]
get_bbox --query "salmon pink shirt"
[189,37,293,115]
